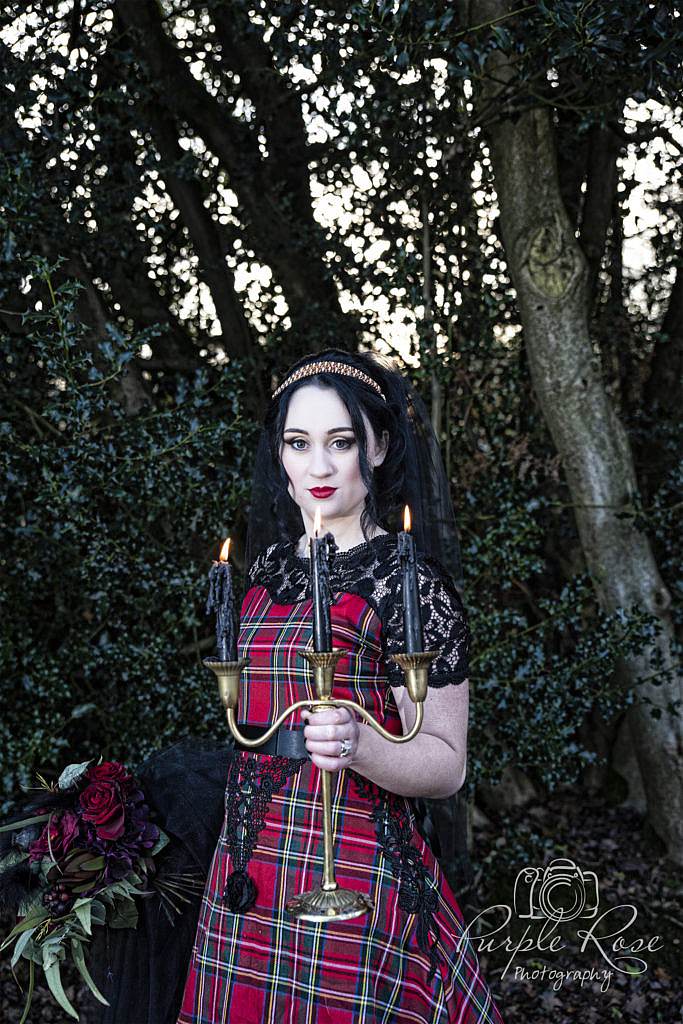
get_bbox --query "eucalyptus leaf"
[90,899,107,926]
[11,927,37,968]
[1,909,48,949]
[71,938,110,1006]
[57,759,92,791]
[150,829,170,857]
[73,898,92,935]
[44,960,79,1020]
[42,939,61,972]
[18,960,35,1024]
[0,813,50,833]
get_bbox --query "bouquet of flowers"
[0,756,194,1022]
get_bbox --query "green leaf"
[73,898,92,935]
[90,899,107,926]
[150,829,170,857]
[44,960,79,1019]
[18,960,35,1024]
[108,897,138,930]
[0,848,29,872]
[42,938,61,971]
[57,759,92,791]
[0,909,48,949]
[0,813,51,833]
[71,938,110,1007]
[11,927,37,968]
[79,855,105,871]
[107,879,136,898]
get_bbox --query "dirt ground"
[463,790,683,1024]
[2,789,681,1023]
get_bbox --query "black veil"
[86,351,465,1023]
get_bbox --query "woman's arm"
[302,680,469,799]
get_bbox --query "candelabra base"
[286,885,373,922]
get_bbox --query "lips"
[309,487,337,498]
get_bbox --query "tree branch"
[579,124,621,305]
[115,0,355,345]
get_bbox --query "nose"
[308,444,335,479]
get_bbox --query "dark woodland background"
[1,2,682,1020]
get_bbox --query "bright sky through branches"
[2,8,681,366]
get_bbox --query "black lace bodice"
[246,533,470,687]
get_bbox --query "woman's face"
[280,382,387,532]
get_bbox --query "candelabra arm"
[331,698,424,742]
[225,700,313,748]
[204,648,437,925]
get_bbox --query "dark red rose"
[29,810,81,863]
[78,781,125,840]
[86,761,134,792]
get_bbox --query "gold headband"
[271,359,387,402]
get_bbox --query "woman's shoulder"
[379,547,471,688]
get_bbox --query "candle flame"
[403,505,411,532]
[219,537,231,561]
[314,507,322,536]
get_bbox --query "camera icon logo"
[513,857,600,922]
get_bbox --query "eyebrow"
[283,427,354,434]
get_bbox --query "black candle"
[397,506,423,653]
[206,538,238,662]
[309,513,337,652]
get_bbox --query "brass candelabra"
[204,646,436,923]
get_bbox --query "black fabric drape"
[88,739,233,1024]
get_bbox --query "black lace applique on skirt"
[350,771,442,981]
[222,751,308,913]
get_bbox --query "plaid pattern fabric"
[178,586,504,1024]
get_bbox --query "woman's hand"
[301,705,360,772]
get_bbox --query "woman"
[176,350,505,1024]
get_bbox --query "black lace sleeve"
[242,543,279,601]
[382,554,471,688]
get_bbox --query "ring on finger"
[339,738,352,758]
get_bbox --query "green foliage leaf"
[1,909,49,950]
[150,829,170,857]
[44,959,79,1020]
[0,813,50,833]
[108,897,139,930]
[57,759,93,791]
[71,938,110,1007]
[73,897,92,935]
[79,856,105,871]
[11,926,37,968]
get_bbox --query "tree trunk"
[470,0,683,863]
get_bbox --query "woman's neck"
[295,526,388,557]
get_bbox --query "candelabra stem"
[204,648,438,923]
[320,768,336,891]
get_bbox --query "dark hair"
[263,348,409,543]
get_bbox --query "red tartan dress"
[178,534,504,1024]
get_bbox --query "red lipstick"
[309,487,337,499]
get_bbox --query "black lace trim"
[350,771,442,981]
[246,538,471,688]
[222,752,308,913]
